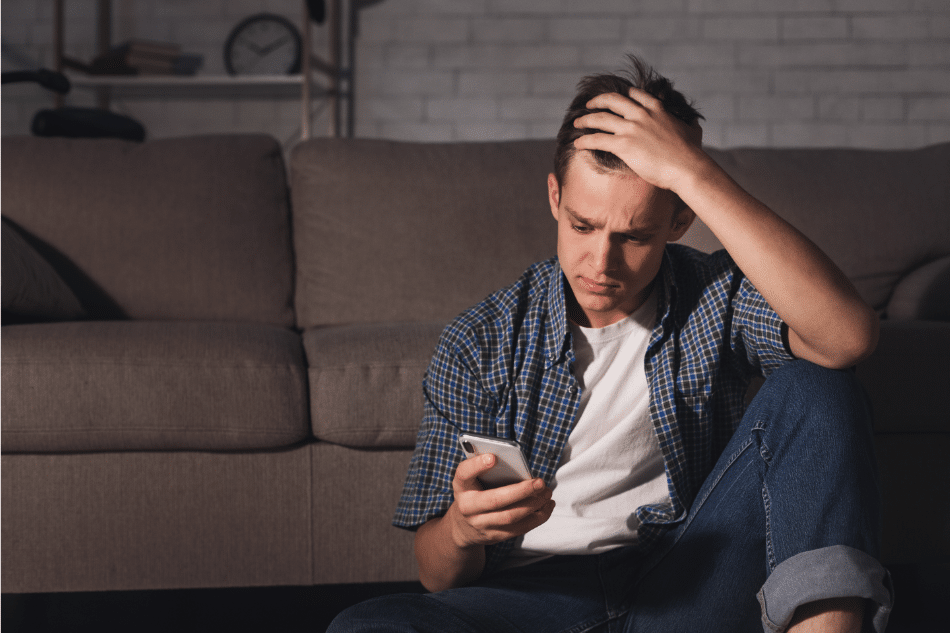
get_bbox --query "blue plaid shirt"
[394,244,794,574]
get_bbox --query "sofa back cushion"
[292,139,949,327]
[693,143,950,312]
[291,139,556,328]
[1,135,295,325]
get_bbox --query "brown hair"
[553,55,704,188]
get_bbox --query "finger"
[454,453,495,490]
[573,110,629,133]
[627,87,663,112]
[458,477,548,516]
[584,91,647,120]
[474,498,556,542]
[572,131,626,156]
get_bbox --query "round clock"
[224,13,302,75]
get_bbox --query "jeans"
[328,361,894,633]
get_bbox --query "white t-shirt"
[511,290,670,561]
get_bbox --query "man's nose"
[591,235,619,274]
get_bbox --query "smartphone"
[458,432,533,489]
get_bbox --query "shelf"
[65,73,330,99]
[54,0,348,138]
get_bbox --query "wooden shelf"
[65,73,332,99]
[54,0,348,138]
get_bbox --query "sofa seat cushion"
[305,322,445,448]
[1,321,310,453]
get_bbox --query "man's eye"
[623,234,651,243]
[572,224,591,233]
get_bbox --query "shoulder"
[440,258,558,350]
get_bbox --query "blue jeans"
[329,361,894,632]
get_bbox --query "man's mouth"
[578,276,619,294]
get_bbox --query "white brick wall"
[3,0,949,149]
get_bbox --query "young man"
[329,58,892,633]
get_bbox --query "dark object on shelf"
[307,0,326,24]
[2,68,146,141]
[31,107,146,142]
[1,69,71,94]
[224,13,302,76]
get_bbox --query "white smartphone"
[458,432,533,489]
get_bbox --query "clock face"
[225,14,302,75]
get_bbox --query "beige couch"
[2,134,948,595]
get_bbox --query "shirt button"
[569,384,578,395]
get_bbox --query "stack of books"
[86,40,203,76]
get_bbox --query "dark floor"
[2,565,944,632]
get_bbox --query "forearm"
[678,157,878,368]
[415,507,487,593]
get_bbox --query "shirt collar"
[545,248,679,366]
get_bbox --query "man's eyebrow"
[564,205,661,234]
[564,205,600,228]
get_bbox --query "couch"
[2,134,948,596]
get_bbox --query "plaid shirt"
[394,244,794,574]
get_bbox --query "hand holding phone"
[458,432,532,489]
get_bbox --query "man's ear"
[669,205,696,242]
[547,173,561,221]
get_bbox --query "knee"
[761,360,870,422]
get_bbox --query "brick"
[379,121,454,142]
[908,97,950,121]
[721,122,770,148]
[835,0,915,10]
[426,97,498,121]
[562,0,680,13]
[771,122,849,147]
[383,45,432,69]
[658,44,737,70]
[817,96,905,122]
[687,0,835,12]
[431,44,580,69]
[581,45,661,71]
[624,16,703,43]
[365,68,455,97]
[499,96,569,121]
[454,121,530,141]
[530,71,586,96]
[471,18,545,43]
[910,42,950,66]
[847,124,932,149]
[738,43,906,68]
[926,125,950,145]
[527,121,559,139]
[704,17,779,41]
[673,70,771,95]
[774,69,950,94]
[930,15,950,38]
[392,17,469,44]
[852,16,930,40]
[862,98,906,122]
[549,18,623,43]
[365,0,489,16]
[357,97,425,122]
[737,95,815,121]
[780,17,849,40]
[692,94,736,122]
[458,70,531,96]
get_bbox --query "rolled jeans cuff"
[756,545,893,633]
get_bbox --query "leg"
[327,554,617,633]
[622,361,892,633]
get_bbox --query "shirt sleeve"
[729,275,796,377]
[392,319,500,530]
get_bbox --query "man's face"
[548,152,693,328]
